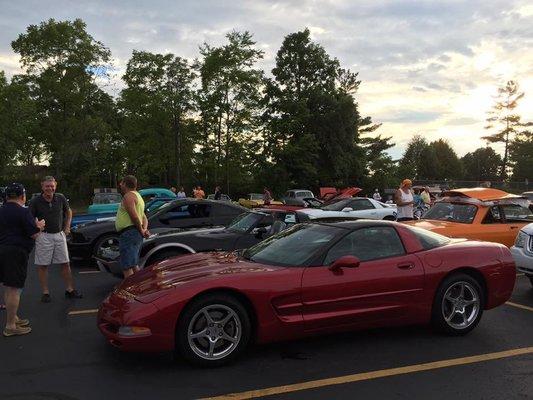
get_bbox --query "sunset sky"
[1,0,531,159]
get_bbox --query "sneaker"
[15,319,30,327]
[41,294,51,303]
[65,290,83,299]
[3,326,32,337]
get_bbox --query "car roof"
[443,188,521,201]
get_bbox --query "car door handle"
[397,263,414,270]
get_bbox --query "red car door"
[301,226,425,333]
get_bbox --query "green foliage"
[461,147,502,181]
[510,130,533,181]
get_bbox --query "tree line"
[0,19,531,199]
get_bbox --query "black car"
[95,208,299,276]
[68,199,247,264]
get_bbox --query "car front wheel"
[176,294,252,367]
[432,273,484,335]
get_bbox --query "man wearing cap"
[29,176,82,303]
[395,179,415,222]
[0,183,45,336]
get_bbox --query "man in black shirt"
[0,183,45,336]
[29,176,82,303]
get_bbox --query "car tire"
[431,273,484,335]
[146,248,189,267]
[176,293,252,367]
[92,234,119,258]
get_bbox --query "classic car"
[95,208,300,276]
[68,199,247,264]
[510,222,533,287]
[98,220,515,366]
[298,197,397,220]
[281,189,316,206]
[87,188,176,214]
[404,188,533,247]
[207,194,232,202]
[238,193,282,208]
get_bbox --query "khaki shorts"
[35,232,70,265]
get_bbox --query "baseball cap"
[5,182,26,197]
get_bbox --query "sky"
[1,0,532,159]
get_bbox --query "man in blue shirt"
[0,183,45,336]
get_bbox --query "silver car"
[510,222,533,287]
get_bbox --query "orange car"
[405,188,533,247]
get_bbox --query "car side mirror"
[328,255,360,271]
[341,207,353,212]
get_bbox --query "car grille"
[528,235,533,253]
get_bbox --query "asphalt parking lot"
[0,261,532,400]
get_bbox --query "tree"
[510,130,533,181]
[397,135,429,180]
[120,51,196,186]
[429,139,463,180]
[196,31,265,194]
[483,80,529,178]
[11,18,116,197]
[0,72,17,178]
[461,147,502,181]
[264,28,369,191]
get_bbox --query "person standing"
[195,186,205,199]
[176,187,186,199]
[214,186,222,200]
[1,183,45,336]
[373,189,382,201]
[395,179,414,222]
[115,175,150,279]
[263,187,272,206]
[29,176,82,303]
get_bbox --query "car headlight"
[514,231,528,248]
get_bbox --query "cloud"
[0,0,531,158]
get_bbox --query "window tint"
[324,227,405,264]
[501,204,533,222]
[408,226,451,250]
[423,202,477,224]
[162,203,211,219]
[297,191,313,198]
[482,206,502,224]
[349,199,375,210]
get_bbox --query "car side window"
[163,204,211,219]
[350,199,375,210]
[482,206,502,224]
[501,204,533,222]
[323,227,405,264]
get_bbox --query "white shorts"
[35,232,70,265]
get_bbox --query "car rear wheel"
[432,273,484,335]
[176,294,251,367]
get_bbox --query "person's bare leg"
[37,266,49,294]
[60,263,74,292]
[122,266,138,279]
[4,286,20,330]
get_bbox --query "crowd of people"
[0,174,432,337]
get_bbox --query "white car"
[510,222,533,287]
[298,197,397,221]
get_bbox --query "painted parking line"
[68,309,99,316]
[78,270,101,274]
[516,273,524,277]
[506,301,533,312]
[202,347,533,400]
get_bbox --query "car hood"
[520,222,533,235]
[121,252,280,302]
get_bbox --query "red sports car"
[98,220,516,366]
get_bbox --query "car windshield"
[408,225,451,249]
[322,198,352,211]
[93,193,121,204]
[242,224,344,267]
[147,200,174,217]
[423,202,477,224]
[250,193,263,200]
[227,212,263,232]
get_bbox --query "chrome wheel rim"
[441,281,480,330]
[97,236,119,255]
[187,304,241,361]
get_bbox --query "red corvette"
[98,220,516,366]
